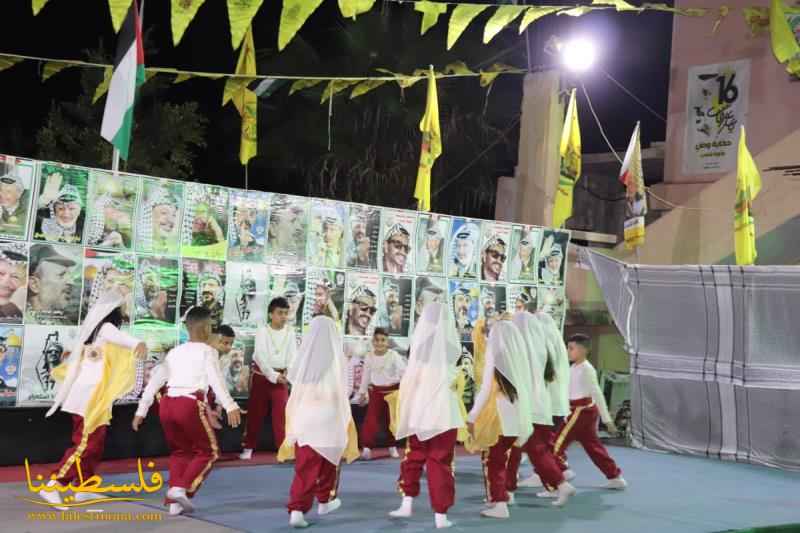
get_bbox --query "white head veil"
[535,311,570,417]
[512,311,553,425]
[486,320,534,445]
[284,315,352,465]
[46,289,126,417]
[396,302,464,441]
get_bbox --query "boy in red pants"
[133,306,241,516]
[553,333,626,490]
[355,327,406,460]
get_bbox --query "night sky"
[0,0,673,197]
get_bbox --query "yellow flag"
[415,1,449,35]
[289,79,324,95]
[171,0,207,46]
[93,67,113,104]
[173,72,194,84]
[228,0,264,49]
[32,0,51,15]
[478,63,519,87]
[223,26,257,106]
[519,7,562,33]
[338,0,375,19]
[279,0,324,51]
[223,26,258,165]
[734,126,762,265]
[444,61,475,75]
[553,88,581,229]
[591,0,642,11]
[414,67,442,211]
[448,4,489,49]
[484,5,528,43]
[42,61,73,81]
[320,79,361,103]
[0,56,24,73]
[350,79,387,98]
[108,0,134,33]
[770,0,800,64]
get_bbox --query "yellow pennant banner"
[349,79,387,98]
[92,67,113,104]
[448,4,490,49]
[108,0,134,33]
[321,79,361,103]
[0,56,24,73]
[233,88,258,165]
[41,61,74,81]
[279,0,324,51]
[484,5,528,44]
[228,0,264,49]
[519,7,563,32]
[32,0,51,15]
[223,25,257,106]
[338,0,376,19]
[444,61,475,75]
[479,63,522,87]
[171,0,207,46]
[289,79,324,95]
[415,1,449,36]
[641,3,707,16]
[592,0,643,12]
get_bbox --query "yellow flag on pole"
[414,67,442,211]
[171,0,207,46]
[552,88,581,229]
[223,26,258,165]
[734,126,762,265]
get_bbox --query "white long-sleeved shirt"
[62,324,141,417]
[253,325,297,383]
[467,347,521,437]
[135,342,237,417]
[357,350,406,397]
[569,360,612,424]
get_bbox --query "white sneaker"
[289,510,309,528]
[318,497,341,515]
[520,455,528,464]
[606,476,627,490]
[480,502,509,519]
[563,469,576,481]
[38,480,67,511]
[517,473,543,488]
[74,492,106,503]
[507,492,515,505]
[389,496,413,518]
[536,490,557,499]
[435,513,453,529]
[168,503,183,516]
[361,448,372,461]
[239,448,253,460]
[552,481,576,507]
[388,446,400,458]
[166,487,195,514]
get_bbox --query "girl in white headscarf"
[390,302,464,529]
[511,311,576,507]
[278,315,358,529]
[40,289,146,509]
[465,319,534,519]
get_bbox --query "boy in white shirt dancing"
[240,297,297,459]
[356,327,406,460]
[133,306,241,515]
[552,333,626,490]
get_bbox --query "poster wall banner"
[380,210,415,275]
[223,262,268,328]
[449,279,479,342]
[684,59,751,175]
[181,183,229,260]
[416,213,449,276]
[508,284,538,314]
[267,264,306,333]
[538,230,569,286]
[267,194,308,264]
[228,190,269,262]
[84,170,139,250]
[134,256,179,329]
[80,249,135,325]
[131,327,177,390]
[25,243,82,326]
[0,155,35,241]
[378,275,412,337]
[343,271,380,338]
[509,225,541,283]
[538,285,566,330]
[17,324,78,405]
[0,325,23,405]
[345,204,380,270]
[308,200,347,269]
[303,268,345,331]
[448,218,481,279]
[181,259,226,331]
[478,283,507,321]
[225,328,255,399]
[33,164,89,245]
[136,178,183,256]
[412,275,446,326]
[0,241,28,324]
[479,222,512,282]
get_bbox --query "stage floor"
[3,446,800,533]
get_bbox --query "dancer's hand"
[132,415,144,431]
[276,374,288,385]
[467,422,475,437]
[133,342,148,360]
[227,408,242,428]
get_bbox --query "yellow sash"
[464,379,503,453]
[277,419,360,464]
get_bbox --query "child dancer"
[466,319,533,519]
[40,290,147,508]
[552,333,626,490]
[391,302,465,529]
[133,306,241,515]
[279,315,358,528]
[511,311,575,506]
[240,297,297,459]
[356,327,406,460]
[205,324,237,430]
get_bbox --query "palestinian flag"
[101,0,144,161]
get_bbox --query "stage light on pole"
[561,38,596,72]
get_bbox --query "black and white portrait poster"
[378,275,412,337]
[17,325,78,405]
[415,213,449,276]
[343,271,380,338]
[266,194,308,264]
[345,204,380,270]
[223,262,268,329]
[538,230,569,286]
[267,264,306,333]
[479,222,511,282]
[412,275,446,326]
[508,225,541,283]
[302,268,345,332]
[379,209,415,275]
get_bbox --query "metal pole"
[112,147,120,174]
